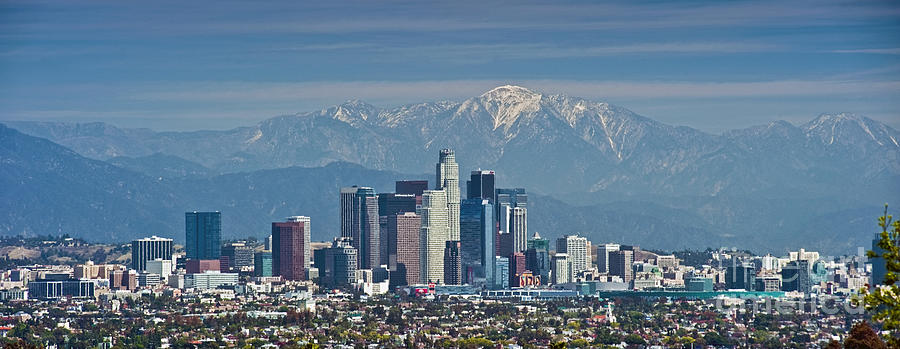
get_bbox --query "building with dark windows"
[460,198,494,285]
[466,170,495,202]
[526,232,551,282]
[254,252,273,277]
[388,212,420,286]
[494,256,510,289]
[609,250,634,285]
[131,236,174,272]
[782,260,811,293]
[378,193,417,266]
[222,242,254,269]
[28,278,95,300]
[272,217,308,281]
[726,262,757,291]
[444,240,462,285]
[395,180,428,202]
[509,252,527,287]
[185,211,221,260]
[340,186,380,269]
[321,237,358,289]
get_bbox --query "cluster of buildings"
[0,149,884,306]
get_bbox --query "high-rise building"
[495,188,527,255]
[254,252,273,277]
[782,260,811,293]
[551,253,571,284]
[526,232,550,282]
[726,262,756,291]
[221,242,254,269]
[322,237,358,289]
[509,252,526,287]
[495,188,527,218]
[396,180,428,198]
[557,235,590,276]
[272,218,307,281]
[146,259,173,280]
[466,170,495,202]
[388,212,421,286]
[378,194,417,266]
[378,193,418,217]
[286,216,312,269]
[494,256,510,289]
[509,207,527,253]
[609,250,634,285]
[460,198,494,284]
[185,211,222,260]
[444,241,462,285]
[436,149,460,241]
[131,236,174,272]
[341,186,380,269]
[420,189,449,284]
[597,244,620,274]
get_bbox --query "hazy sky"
[1,0,899,132]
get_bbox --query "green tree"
[861,204,900,346]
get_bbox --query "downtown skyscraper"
[185,211,221,260]
[466,170,495,202]
[460,198,494,285]
[419,189,448,284]
[436,149,460,241]
[272,217,309,281]
[340,186,380,269]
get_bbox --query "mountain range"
[3,85,899,254]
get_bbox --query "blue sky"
[1,0,898,132]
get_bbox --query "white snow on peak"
[479,85,542,130]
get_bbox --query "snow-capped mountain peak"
[478,85,543,130]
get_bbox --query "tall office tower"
[340,186,380,269]
[781,260,811,293]
[525,232,550,282]
[272,218,307,281]
[185,211,222,260]
[460,198,494,284]
[388,212,421,286]
[254,252,273,277]
[726,262,756,291]
[378,193,418,217]
[495,188,527,255]
[495,188,527,217]
[419,189,449,284]
[396,180,428,197]
[557,235,590,276]
[285,216,312,269]
[322,237,358,289]
[378,193,418,266]
[466,170,495,202]
[221,242,254,269]
[609,250,634,285]
[265,235,273,251]
[551,253,571,284]
[131,236,174,271]
[494,256,510,289]
[597,243,620,274]
[509,252,527,287]
[509,207,527,253]
[444,241,462,285]
[436,149,460,241]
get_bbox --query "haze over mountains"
[3,86,898,254]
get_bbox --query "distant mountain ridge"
[3,85,899,254]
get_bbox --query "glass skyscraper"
[185,211,221,260]
[460,198,494,285]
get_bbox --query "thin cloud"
[833,48,900,55]
[128,79,900,104]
